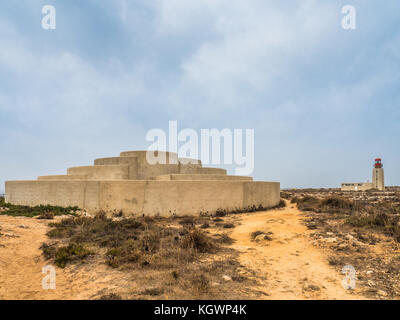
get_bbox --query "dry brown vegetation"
[283,188,400,299]
[39,210,263,299]
[3,191,400,300]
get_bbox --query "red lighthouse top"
[374,158,383,168]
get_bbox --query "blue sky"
[0,0,399,192]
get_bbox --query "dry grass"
[286,188,400,299]
[290,193,400,243]
[40,212,255,299]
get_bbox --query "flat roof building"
[341,158,385,192]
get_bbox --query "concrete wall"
[93,152,229,180]
[155,174,252,181]
[341,183,373,191]
[5,180,280,216]
[38,175,88,180]
[94,154,204,180]
[94,157,138,179]
[198,167,227,175]
[5,180,101,209]
[67,165,129,180]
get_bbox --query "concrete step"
[67,165,129,180]
[38,175,87,180]
[156,174,253,181]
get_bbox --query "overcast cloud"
[0,1,399,192]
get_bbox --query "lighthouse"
[372,158,385,191]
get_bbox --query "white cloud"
[154,1,340,112]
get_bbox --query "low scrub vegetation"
[0,196,78,217]
[346,212,400,242]
[292,196,356,214]
[213,200,286,217]
[292,193,400,242]
[40,211,251,299]
[41,243,93,268]
[42,212,220,269]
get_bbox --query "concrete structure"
[341,158,385,191]
[5,150,280,216]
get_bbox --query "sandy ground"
[0,215,131,300]
[228,204,365,299]
[0,204,366,300]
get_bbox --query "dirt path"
[0,204,367,300]
[229,204,366,299]
[0,215,129,300]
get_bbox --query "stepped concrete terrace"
[5,150,280,216]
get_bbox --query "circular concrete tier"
[94,156,138,166]
[198,167,227,175]
[120,150,176,158]
[67,165,129,180]
[38,175,88,180]
[155,174,252,181]
[119,150,178,163]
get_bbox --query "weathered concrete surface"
[38,175,88,180]
[341,182,373,192]
[67,165,129,180]
[155,174,253,181]
[5,180,280,216]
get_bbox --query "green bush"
[55,243,92,268]
[0,198,78,217]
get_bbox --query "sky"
[0,0,399,193]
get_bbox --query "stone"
[377,290,387,297]
[345,234,354,241]
[222,275,232,281]
[367,280,376,287]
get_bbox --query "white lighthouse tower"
[372,158,385,191]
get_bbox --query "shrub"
[38,211,54,219]
[191,274,210,293]
[294,196,356,214]
[214,233,235,245]
[277,199,286,208]
[181,228,215,253]
[106,246,141,268]
[54,243,93,268]
[346,212,400,242]
[0,200,78,217]
[250,231,265,240]
[43,215,222,269]
[200,222,210,229]
[99,293,122,300]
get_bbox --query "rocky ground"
[1,190,399,300]
[283,188,400,299]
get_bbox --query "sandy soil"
[0,204,366,300]
[0,215,132,300]
[228,204,366,299]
